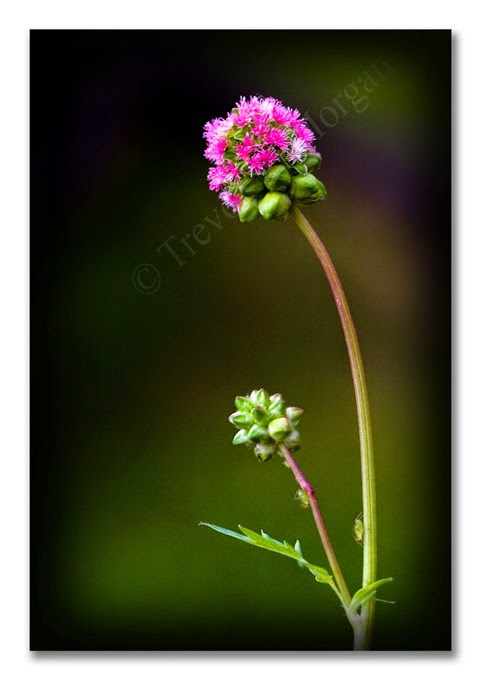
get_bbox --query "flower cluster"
[229,389,303,462]
[204,96,327,222]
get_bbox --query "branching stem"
[279,442,352,609]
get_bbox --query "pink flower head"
[219,191,242,212]
[203,95,321,216]
[256,147,278,168]
[286,138,309,164]
[247,153,266,175]
[207,165,228,191]
[204,137,228,164]
[291,120,316,146]
[263,127,289,151]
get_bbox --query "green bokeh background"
[30,30,451,650]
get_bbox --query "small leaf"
[308,565,333,584]
[349,578,393,612]
[294,539,303,562]
[199,522,251,543]
[200,522,333,587]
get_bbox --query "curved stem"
[291,206,377,649]
[279,442,352,609]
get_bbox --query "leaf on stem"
[199,522,334,588]
[349,577,393,613]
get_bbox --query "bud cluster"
[204,96,327,222]
[228,389,303,462]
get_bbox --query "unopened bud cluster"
[228,389,303,462]
[204,96,327,222]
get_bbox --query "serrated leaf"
[200,522,334,589]
[239,526,302,561]
[309,566,334,585]
[349,578,393,612]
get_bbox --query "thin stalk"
[291,206,377,649]
[279,442,351,609]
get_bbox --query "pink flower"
[235,133,256,162]
[271,103,301,126]
[256,147,278,168]
[247,153,266,175]
[236,145,253,163]
[207,165,229,191]
[291,121,316,145]
[203,95,322,215]
[286,138,308,163]
[219,191,242,212]
[264,128,289,150]
[251,120,269,138]
[205,137,228,164]
[225,161,242,182]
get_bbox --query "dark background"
[30,30,451,651]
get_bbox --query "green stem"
[291,206,377,650]
[279,442,351,609]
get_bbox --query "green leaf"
[199,522,334,588]
[309,566,334,585]
[294,539,304,568]
[199,523,251,544]
[349,578,393,612]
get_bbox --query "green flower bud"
[238,196,260,223]
[293,162,308,176]
[238,176,264,196]
[232,429,250,446]
[228,411,252,428]
[228,389,303,458]
[304,153,322,172]
[284,429,301,451]
[268,400,287,418]
[268,417,292,441]
[286,406,303,426]
[255,388,270,410]
[247,424,269,443]
[258,191,292,220]
[295,183,327,205]
[251,405,268,425]
[235,396,253,412]
[293,488,310,509]
[264,164,291,191]
[289,174,326,201]
[249,389,260,402]
[254,443,277,462]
